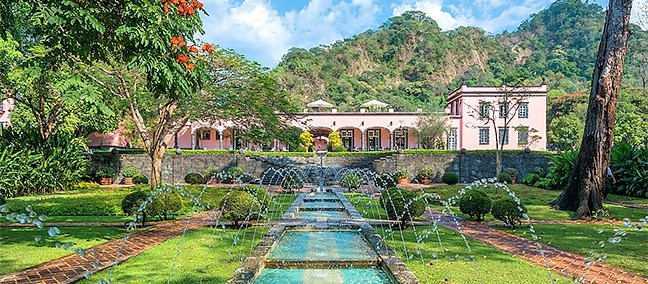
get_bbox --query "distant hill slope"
[272,0,647,112]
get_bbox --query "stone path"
[425,211,648,284]
[0,211,218,284]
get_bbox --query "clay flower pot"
[100,177,113,185]
[397,177,410,184]
[122,177,133,185]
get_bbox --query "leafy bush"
[521,173,542,186]
[122,190,152,225]
[392,168,410,179]
[491,199,527,228]
[379,187,425,226]
[332,145,346,152]
[546,150,578,191]
[122,167,140,178]
[441,172,459,185]
[459,190,492,221]
[0,195,5,205]
[0,127,89,197]
[281,172,303,193]
[534,177,552,189]
[75,181,101,190]
[498,172,512,183]
[96,166,116,178]
[418,167,435,179]
[219,190,261,227]
[133,175,149,185]
[502,168,519,179]
[149,188,183,220]
[227,166,245,178]
[610,143,648,197]
[340,172,361,190]
[184,173,205,185]
[374,173,396,189]
[242,185,271,212]
[293,146,308,153]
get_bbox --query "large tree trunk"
[149,145,165,189]
[552,0,632,219]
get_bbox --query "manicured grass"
[78,226,268,284]
[607,194,648,204]
[606,204,648,221]
[266,194,298,221]
[0,226,125,275]
[508,224,648,276]
[375,226,572,283]
[344,193,388,220]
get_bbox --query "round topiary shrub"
[219,190,262,227]
[148,188,183,220]
[340,172,361,191]
[459,190,492,221]
[332,145,346,152]
[498,172,512,183]
[122,190,152,225]
[491,199,527,228]
[441,172,459,185]
[374,173,396,189]
[243,185,271,213]
[227,166,245,178]
[280,172,303,193]
[133,175,149,185]
[184,173,205,185]
[379,187,425,226]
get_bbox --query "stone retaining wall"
[90,152,550,184]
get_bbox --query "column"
[219,132,223,149]
[389,132,393,150]
[361,131,366,151]
[191,132,196,150]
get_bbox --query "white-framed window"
[479,103,490,118]
[447,128,457,150]
[498,127,509,145]
[394,129,408,149]
[518,102,529,118]
[499,102,509,118]
[341,130,353,150]
[201,130,210,140]
[479,127,489,145]
[518,127,529,145]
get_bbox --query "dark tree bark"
[552,0,633,219]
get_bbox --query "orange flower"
[191,1,203,9]
[201,43,214,53]
[177,54,189,64]
[188,46,199,53]
[163,3,169,14]
[186,63,195,72]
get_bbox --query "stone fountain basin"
[267,230,377,262]
[253,267,393,284]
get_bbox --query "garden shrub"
[441,172,459,185]
[546,150,578,190]
[75,181,101,190]
[280,172,303,193]
[149,188,183,220]
[0,195,5,205]
[534,177,552,189]
[610,143,648,197]
[502,168,519,180]
[242,185,271,212]
[418,167,435,180]
[121,190,153,225]
[122,167,140,178]
[227,166,245,178]
[491,199,527,228]
[0,127,88,197]
[96,166,116,178]
[332,145,346,152]
[374,173,396,189]
[184,173,205,185]
[340,172,361,190]
[459,190,492,221]
[219,190,261,227]
[133,175,149,185]
[498,172,512,183]
[379,187,425,226]
[521,173,542,186]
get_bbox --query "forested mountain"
[273,0,648,113]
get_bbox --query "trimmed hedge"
[441,172,459,185]
[340,172,362,190]
[185,173,206,185]
[374,173,397,189]
[219,190,262,227]
[379,187,425,226]
[242,185,271,212]
[459,190,492,221]
[133,175,149,185]
[491,199,527,228]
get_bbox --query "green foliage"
[0,195,5,205]
[374,173,397,189]
[121,167,140,178]
[149,188,183,220]
[340,172,362,190]
[522,173,542,186]
[418,167,435,179]
[245,150,315,157]
[498,172,512,183]
[441,172,459,185]
[327,150,396,156]
[299,131,314,150]
[184,173,205,185]
[96,166,116,178]
[459,190,492,221]
[547,150,579,191]
[610,143,648,198]
[491,199,527,228]
[392,168,410,179]
[379,187,425,225]
[226,166,245,178]
[415,114,448,149]
[332,145,346,152]
[280,172,303,193]
[0,127,88,197]
[219,190,262,227]
[133,175,149,185]
[502,168,519,179]
[122,190,151,224]
[75,181,100,190]
[328,131,343,148]
[242,185,271,213]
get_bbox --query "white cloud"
[392,0,468,30]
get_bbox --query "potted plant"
[393,168,410,185]
[121,167,140,185]
[96,166,116,185]
[204,167,221,185]
[418,167,435,185]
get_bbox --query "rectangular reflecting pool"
[254,268,393,284]
[268,231,376,261]
[295,210,350,219]
[299,201,345,210]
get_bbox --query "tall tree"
[551,0,633,219]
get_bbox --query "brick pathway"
[0,211,218,284]
[425,211,648,284]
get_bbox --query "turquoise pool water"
[268,231,376,261]
[254,268,393,284]
[300,201,345,209]
[295,210,349,219]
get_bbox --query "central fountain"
[315,150,328,193]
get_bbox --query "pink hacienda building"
[1,84,547,151]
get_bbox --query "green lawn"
[78,226,268,284]
[375,226,572,284]
[345,193,388,220]
[607,194,648,204]
[508,224,648,276]
[0,226,125,275]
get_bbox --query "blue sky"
[200,0,639,67]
